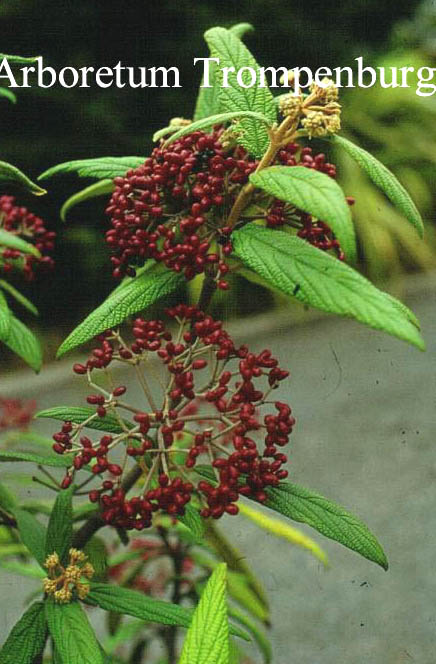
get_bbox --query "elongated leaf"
[12,508,47,567]
[179,564,229,664]
[204,27,276,156]
[39,156,145,181]
[232,225,424,350]
[0,53,39,64]
[238,501,328,566]
[46,485,73,564]
[57,262,184,357]
[0,161,46,195]
[61,179,113,221]
[0,291,11,338]
[0,481,17,512]
[0,449,75,468]
[37,406,133,433]
[1,315,43,371]
[165,110,273,147]
[0,560,45,579]
[45,601,103,664]
[0,601,47,664]
[0,229,40,257]
[264,482,388,570]
[194,23,254,122]
[103,619,145,655]
[328,134,424,237]
[250,165,356,261]
[0,87,16,104]
[0,279,38,315]
[228,606,271,664]
[177,504,205,542]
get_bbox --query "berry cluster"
[0,196,55,279]
[105,130,349,286]
[53,306,294,530]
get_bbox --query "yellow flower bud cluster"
[301,78,341,138]
[43,547,94,604]
[278,93,304,120]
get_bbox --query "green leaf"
[12,508,47,567]
[61,179,113,221]
[0,161,46,195]
[194,23,255,122]
[0,279,38,315]
[227,606,271,664]
[0,229,41,257]
[0,449,75,468]
[1,315,43,371]
[86,583,196,629]
[0,87,17,104]
[0,291,11,338]
[165,111,273,147]
[328,134,424,237]
[177,504,205,543]
[204,27,276,156]
[250,165,356,261]
[57,262,184,357]
[45,601,103,664]
[179,564,229,664]
[232,225,424,350]
[0,481,17,512]
[84,537,108,582]
[263,482,388,570]
[38,157,145,181]
[45,486,73,564]
[36,406,133,434]
[0,601,47,664]
[0,559,45,579]
[0,53,39,64]
[103,619,145,655]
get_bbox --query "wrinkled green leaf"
[0,229,40,257]
[177,504,205,543]
[0,449,75,468]
[46,485,73,564]
[250,165,356,261]
[179,564,229,664]
[12,508,47,567]
[61,179,113,221]
[204,27,276,156]
[39,157,145,181]
[0,279,38,315]
[84,537,108,582]
[57,262,184,357]
[165,110,273,147]
[0,601,47,664]
[0,161,46,195]
[45,600,103,664]
[328,134,424,237]
[0,291,11,338]
[37,406,133,433]
[1,315,43,371]
[232,225,424,350]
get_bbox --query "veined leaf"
[61,179,113,221]
[39,156,145,181]
[1,315,43,371]
[178,564,229,664]
[177,504,205,543]
[228,606,271,664]
[12,508,47,567]
[194,23,254,122]
[0,601,47,664]
[45,600,103,664]
[0,161,46,195]
[250,165,356,261]
[0,279,38,315]
[46,485,73,564]
[232,225,424,350]
[37,406,133,434]
[264,482,388,570]
[204,27,277,156]
[0,481,17,512]
[57,262,184,357]
[328,134,424,237]
[165,110,273,147]
[238,501,328,566]
[0,291,11,338]
[0,449,75,468]
[0,87,16,104]
[0,229,40,257]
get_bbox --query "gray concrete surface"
[1,274,436,663]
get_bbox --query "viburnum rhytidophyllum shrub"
[0,25,427,664]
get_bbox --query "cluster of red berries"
[0,396,36,431]
[105,129,349,287]
[0,196,55,279]
[53,306,294,529]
